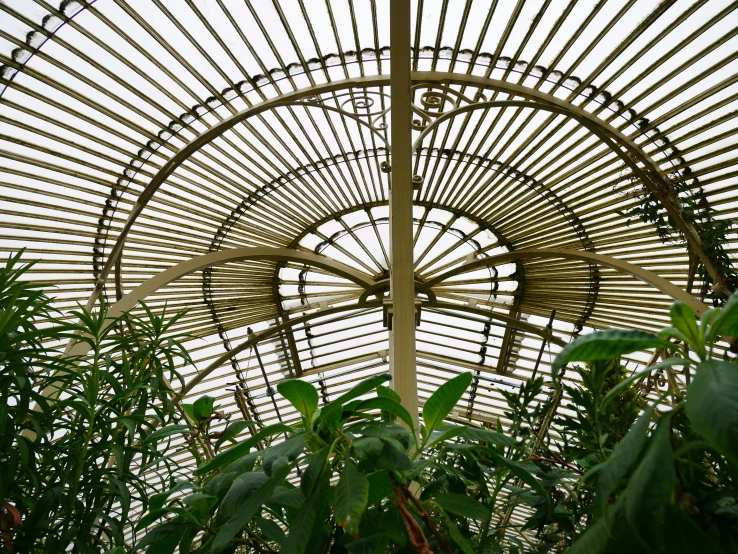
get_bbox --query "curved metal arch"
[86,75,392,311]
[182,297,565,396]
[412,72,720,286]
[425,247,710,317]
[67,247,374,357]
[89,71,721,313]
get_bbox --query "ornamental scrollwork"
[410,84,487,131]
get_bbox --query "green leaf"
[301,446,330,496]
[624,413,676,550]
[317,374,392,428]
[463,426,517,447]
[355,397,415,431]
[196,423,293,475]
[366,470,393,506]
[193,395,216,421]
[708,291,738,341]
[551,330,670,381]
[566,516,610,554]
[214,420,258,451]
[282,464,330,554]
[596,406,654,518]
[434,493,489,520]
[334,461,369,537]
[255,515,286,545]
[687,359,738,465]
[669,302,700,345]
[376,384,401,403]
[278,379,319,422]
[484,449,551,515]
[440,511,475,554]
[422,372,472,434]
[600,359,688,414]
[143,424,191,444]
[663,504,722,554]
[210,465,290,554]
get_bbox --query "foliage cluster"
[3,251,738,553]
[0,253,192,552]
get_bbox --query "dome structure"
[2,0,737,542]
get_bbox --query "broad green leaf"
[366,470,393,506]
[376,438,413,471]
[669,302,700,345]
[255,515,286,545]
[551,330,670,381]
[463,426,517,447]
[425,425,467,451]
[143,424,191,444]
[281,465,330,554]
[193,395,216,421]
[334,461,369,536]
[596,406,654,518]
[196,423,293,475]
[687,359,738,465]
[355,397,415,431]
[440,511,475,554]
[708,291,738,341]
[318,374,392,428]
[278,379,319,422]
[624,413,676,550]
[663,504,722,554]
[376,384,401,403]
[219,472,268,520]
[434,493,489,520]
[214,420,258,451]
[422,372,472,434]
[301,446,330,496]
[210,465,290,554]
[566,516,610,554]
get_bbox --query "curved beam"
[181,298,565,395]
[89,72,721,310]
[412,72,720,286]
[67,247,373,357]
[87,75,391,311]
[426,247,710,317]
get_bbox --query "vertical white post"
[389,0,418,425]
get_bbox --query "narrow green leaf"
[596,406,654,518]
[281,466,330,554]
[484,449,551,515]
[210,465,290,554]
[687,359,738,465]
[196,424,293,475]
[334,461,369,536]
[624,413,676,550]
[434,493,489,520]
[552,330,670,381]
[143,424,191,444]
[463,426,517,447]
[255,515,286,545]
[300,446,330,496]
[278,379,319,422]
[422,372,472,434]
[708,292,738,341]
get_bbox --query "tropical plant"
[0,252,193,553]
[553,294,738,553]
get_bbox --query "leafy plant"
[135,371,557,553]
[555,294,738,553]
[0,252,193,552]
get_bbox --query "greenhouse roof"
[2,0,738,539]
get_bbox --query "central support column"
[389,0,418,425]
